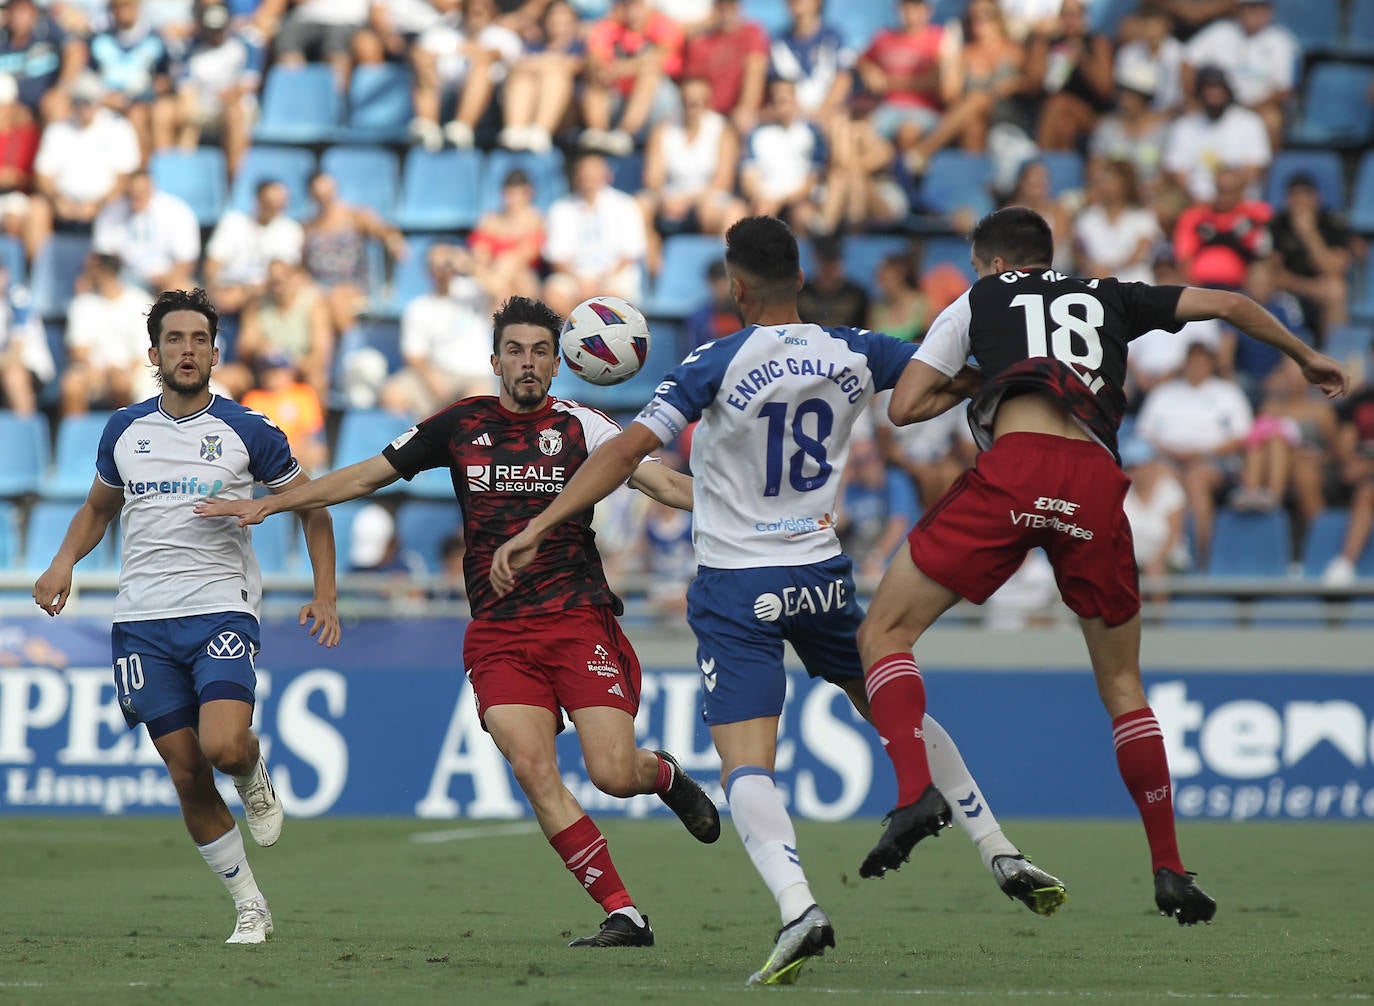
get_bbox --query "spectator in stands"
[33,72,141,227]
[303,170,406,337]
[836,432,919,580]
[1120,439,1189,581]
[1268,172,1352,339]
[1126,249,1225,401]
[1002,158,1075,273]
[0,274,52,416]
[165,2,263,176]
[682,258,736,345]
[1229,255,1309,400]
[541,151,647,317]
[740,77,836,235]
[92,168,200,293]
[1324,379,1374,585]
[1162,64,1270,202]
[0,71,48,259]
[59,251,154,415]
[873,395,970,508]
[1112,3,1183,113]
[868,249,929,343]
[410,0,523,150]
[580,0,684,156]
[354,0,452,64]
[1074,158,1160,284]
[1023,0,1114,152]
[1153,0,1236,42]
[770,0,855,133]
[468,167,545,301]
[679,0,768,133]
[230,259,332,401]
[203,178,304,317]
[638,75,742,267]
[348,501,411,574]
[379,242,495,419]
[1137,339,1253,563]
[271,0,369,87]
[88,0,175,160]
[797,233,867,328]
[1182,0,1296,148]
[240,350,328,473]
[0,0,86,122]
[431,529,467,601]
[624,492,696,624]
[855,0,945,176]
[497,0,584,153]
[1088,61,1171,191]
[1172,165,1272,290]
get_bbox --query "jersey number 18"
[1010,292,1107,393]
[759,399,833,497]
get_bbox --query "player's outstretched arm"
[627,458,693,511]
[274,471,342,648]
[1175,287,1350,399]
[32,478,122,616]
[491,423,662,596]
[889,359,974,426]
[195,455,402,526]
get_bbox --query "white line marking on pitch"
[408,822,542,844]
[634,986,1373,1000]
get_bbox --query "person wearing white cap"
[33,70,141,225]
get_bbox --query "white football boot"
[225,898,274,945]
[235,758,284,847]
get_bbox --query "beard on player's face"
[157,357,212,396]
[505,369,549,407]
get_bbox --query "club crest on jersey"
[538,428,563,456]
[199,434,223,461]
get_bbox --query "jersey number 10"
[1010,292,1107,393]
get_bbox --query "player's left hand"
[1300,351,1351,399]
[299,596,341,647]
[490,529,541,597]
[195,497,271,526]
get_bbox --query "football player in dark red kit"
[855,207,1348,925]
[198,296,720,947]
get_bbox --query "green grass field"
[1,817,1370,1005]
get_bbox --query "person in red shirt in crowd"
[581,0,685,156]
[1172,166,1271,290]
[856,0,945,173]
[0,72,48,259]
[679,0,769,133]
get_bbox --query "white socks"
[923,714,1020,870]
[198,825,263,907]
[726,767,814,924]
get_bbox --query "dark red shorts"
[909,432,1140,626]
[461,604,642,727]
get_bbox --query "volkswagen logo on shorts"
[207,631,246,659]
[753,593,784,622]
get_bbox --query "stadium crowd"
[0,0,1372,605]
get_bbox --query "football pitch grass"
[2,817,1370,1005]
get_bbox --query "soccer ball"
[559,296,651,386]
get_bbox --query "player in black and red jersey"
[198,296,720,948]
[855,207,1348,924]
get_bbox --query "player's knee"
[200,733,255,777]
[507,752,561,799]
[587,761,638,799]
[164,755,214,800]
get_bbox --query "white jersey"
[634,324,917,569]
[96,395,301,623]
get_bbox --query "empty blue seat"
[23,500,115,572]
[646,235,724,318]
[550,320,685,413]
[479,149,568,214]
[252,512,299,574]
[1287,62,1374,147]
[606,151,644,193]
[1206,509,1291,577]
[1301,508,1374,577]
[230,146,317,219]
[1264,149,1345,209]
[740,0,791,35]
[931,0,969,22]
[916,151,994,221]
[254,64,342,144]
[921,235,978,283]
[150,148,228,227]
[1324,324,1374,368]
[843,235,913,298]
[395,149,483,230]
[1351,257,1374,324]
[31,233,92,319]
[824,0,896,50]
[333,408,417,495]
[339,63,413,143]
[0,411,47,496]
[395,500,463,573]
[0,500,16,567]
[43,412,113,499]
[1272,0,1340,51]
[321,146,399,221]
[1342,0,1374,57]
[1090,0,1137,36]
[1350,151,1374,233]
[1040,150,1086,197]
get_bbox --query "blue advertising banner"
[1,617,1371,821]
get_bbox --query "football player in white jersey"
[492,216,1066,985]
[33,288,341,945]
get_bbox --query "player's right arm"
[33,478,123,616]
[195,455,401,526]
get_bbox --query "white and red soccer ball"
[559,296,651,386]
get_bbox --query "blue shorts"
[111,613,260,739]
[686,555,865,726]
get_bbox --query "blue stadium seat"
[1324,324,1374,369]
[1040,150,1086,197]
[339,319,403,375]
[1351,257,1374,324]
[1301,508,1374,577]
[43,412,113,499]
[329,500,365,574]
[254,64,342,144]
[30,233,92,319]
[825,0,896,50]
[0,234,26,284]
[1206,509,1291,577]
[645,234,724,318]
[605,151,644,193]
[1089,0,1137,36]
[230,146,317,219]
[395,500,463,573]
[550,320,685,413]
[339,63,414,144]
[332,408,419,496]
[931,0,969,23]
[321,146,399,221]
[921,235,978,282]
[1272,0,1340,52]
[843,235,913,298]
[1264,149,1345,210]
[252,512,299,574]
[23,500,115,572]
[150,148,227,227]
[916,151,994,222]
[1287,62,1374,147]
[395,149,483,230]
[0,500,16,567]
[740,0,791,35]
[1350,151,1374,233]
[479,149,568,214]
[1341,0,1374,57]
[0,411,47,496]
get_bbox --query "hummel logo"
[471,433,493,447]
[957,792,984,818]
[134,438,152,454]
[700,657,716,692]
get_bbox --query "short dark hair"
[147,287,219,348]
[970,206,1054,269]
[491,296,562,354]
[254,178,281,198]
[725,215,799,289]
[90,252,122,275]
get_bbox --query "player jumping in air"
[492,216,1068,987]
[33,288,342,945]
[197,295,720,948]
[854,206,1348,924]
